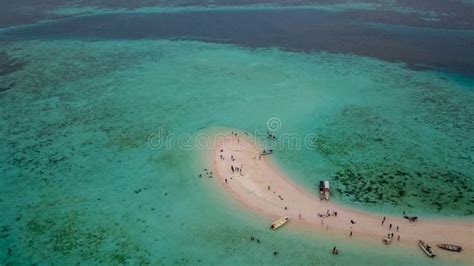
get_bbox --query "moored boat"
[270,216,289,230]
[260,149,273,155]
[437,244,463,252]
[319,181,330,200]
[418,240,436,257]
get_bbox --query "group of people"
[199,168,213,178]
[318,209,338,218]
[230,164,243,176]
[382,216,401,241]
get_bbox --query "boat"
[383,234,393,245]
[437,244,463,252]
[270,216,289,230]
[319,181,330,200]
[418,240,436,257]
[260,149,273,155]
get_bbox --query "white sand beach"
[212,130,473,261]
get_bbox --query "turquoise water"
[0,35,472,264]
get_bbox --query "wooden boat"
[383,234,393,245]
[418,240,436,257]
[270,216,289,230]
[437,244,463,252]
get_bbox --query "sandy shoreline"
[209,129,473,261]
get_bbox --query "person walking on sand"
[268,185,270,191]
[389,224,392,230]
[350,231,352,237]
[231,166,234,172]
[396,226,399,232]
[225,179,227,184]
[397,235,400,241]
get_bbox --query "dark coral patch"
[0,51,27,77]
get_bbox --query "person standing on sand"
[396,226,399,232]
[397,235,400,241]
[268,185,270,191]
[389,223,392,230]
[350,231,352,237]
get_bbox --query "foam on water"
[0,39,472,264]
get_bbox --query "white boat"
[319,181,330,200]
[270,216,289,230]
[419,240,436,257]
[260,149,273,155]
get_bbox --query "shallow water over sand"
[0,38,472,264]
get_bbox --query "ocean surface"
[0,2,473,265]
